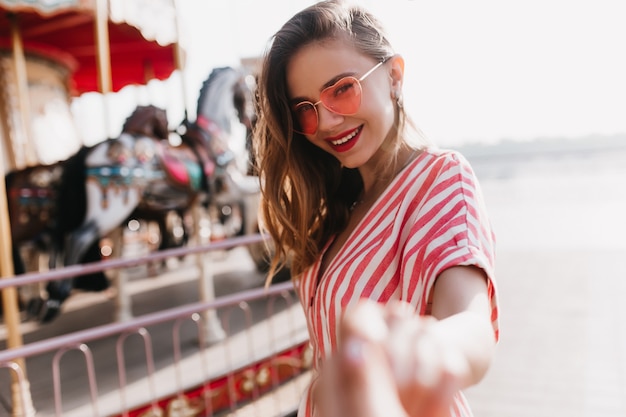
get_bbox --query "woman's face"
[286,39,402,169]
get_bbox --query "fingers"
[381,301,464,416]
[327,302,408,417]
[332,299,465,417]
[340,298,389,343]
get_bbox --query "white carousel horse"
[33,67,261,340]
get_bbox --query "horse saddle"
[157,141,205,191]
[7,164,62,226]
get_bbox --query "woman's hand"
[378,300,466,416]
[317,300,466,417]
[317,266,495,417]
[316,299,408,417]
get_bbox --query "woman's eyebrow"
[289,71,357,104]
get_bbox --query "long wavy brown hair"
[253,0,423,280]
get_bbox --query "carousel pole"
[94,0,113,138]
[172,0,189,121]
[172,0,225,344]
[0,70,18,169]
[1,13,37,417]
[0,169,35,417]
[8,13,37,168]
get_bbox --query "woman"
[253,1,499,416]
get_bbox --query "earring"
[394,91,403,108]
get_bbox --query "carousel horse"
[37,107,199,323]
[34,65,262,323]
[6,111,187,322]
[29,133,162,322]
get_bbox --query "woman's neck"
[355,144,419,208]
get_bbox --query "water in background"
[457,136,626,251]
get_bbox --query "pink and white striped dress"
[295,148,499,417]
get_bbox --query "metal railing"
[0,234,310,417]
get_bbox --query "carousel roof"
[0,0,180,95]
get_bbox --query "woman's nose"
[316,105,345,132]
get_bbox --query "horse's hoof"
[26,298,45,321]
[38,299,62,323]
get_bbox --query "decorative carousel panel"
[0,47,81,169]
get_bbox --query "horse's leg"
[155,214,169,271]
[36,220,100,323]
[192,203,225,344]
[73,241,110,292]
[235,174,273,272]
[40,179,139,323]
[12,244,26,276]
[47,223,103,313]
[11,245,28,314]
[7,244,47,320]
[156,214,170,252]
[25,239,64,320]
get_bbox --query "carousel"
[0,2,308,416]
[0,0,180,413]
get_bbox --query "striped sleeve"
[401,150,499,339]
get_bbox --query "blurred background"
[71,0,626,149]
[1,1,624,416]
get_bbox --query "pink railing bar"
[172,314,207,412]
[0,233,268,288]
[0,362,29,413]
[266,291,302,408]
[52,344,100,417]
[187,312,216,417]
[221,301,259,412]
[115,328,160,417]
[0,280,293,365]
[267,291,297,392]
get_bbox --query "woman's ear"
[389,55,405,93]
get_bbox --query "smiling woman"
[253,2,499,417]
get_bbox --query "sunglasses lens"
[293,102,318,135]
[322,77,362,115]
[291,77,363,135]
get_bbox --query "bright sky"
[74,0,626,147]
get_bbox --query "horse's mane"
[196,67,243,135]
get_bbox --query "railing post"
[110,227,133,322]
[192,203,225,344]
